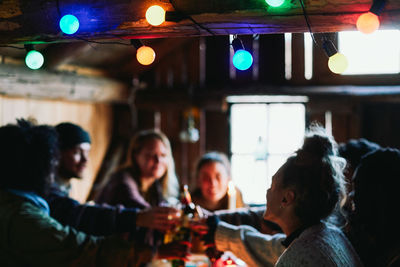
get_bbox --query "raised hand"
[136,206,181,232]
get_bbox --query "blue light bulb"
[232,49,253,71]
[59,14,79,34]
[25,50,44,70]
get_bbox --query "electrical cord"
[168,0,215,36]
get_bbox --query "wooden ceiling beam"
[0,64,130,103]
[42,42,92,70]
[0,0,399,44]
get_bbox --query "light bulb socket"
[322,40,337,57]
[165,11,187,22]
[130,39,143,50]
[231,38,244,52]
[370,0,386,16]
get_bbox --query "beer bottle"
[171,184,196,267]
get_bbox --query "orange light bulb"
[136,46,155,65]
[356,12,380,34]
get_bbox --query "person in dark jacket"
[0,119,189,267]
[347,148,400,267]
[46,122,180,236]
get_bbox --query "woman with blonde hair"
[96,129,179,209]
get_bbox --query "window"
[338,30,400,75]
[229,96,306,204]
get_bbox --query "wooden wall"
[0,95,113,203]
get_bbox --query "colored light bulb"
[233,49,253,71]
[136,46,155,65]
[356,12,380,34]
[328,53,348,74]
[265,0,285,7]
[59,14,80,34]
[146,5,166,26]
[25,50,44,70]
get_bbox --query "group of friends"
[0,119,399,267]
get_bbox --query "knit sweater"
[276,222,363,267]
[215,221,363,267]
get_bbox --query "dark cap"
[55,122,91,150]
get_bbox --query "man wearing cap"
[46,122,180,236]
[54,122,91,195]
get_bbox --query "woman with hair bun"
[193,125,363,267]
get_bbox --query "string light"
[356,0,386,34]
[24,44,44,70]
[130,39,155,65]
[231,36,253,71]
[299,0,348,74]
[265,0,285,7]
[145,5,166,26]
[356,12,380,34]
[323,40,348,74]
[145,5,187,26]
[59,14,80,34]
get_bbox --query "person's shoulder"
[300,222,346,242]
[112,168,136,181]
[4,194,48,220]
[46,190,80,208]
[47,186,68,199]
[288,222,360,266]
[320,221,350,241]
[0,190,27,213]
[283,227,340,266]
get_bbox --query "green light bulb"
[25,50,44,70]
[265,0,285,7]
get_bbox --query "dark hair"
[281,124,346,225]
[339,138,380,170]
[195,151,231,179]
[351,148,400,242]
[0,119,59,196]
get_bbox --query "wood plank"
[0,64,130,102]
[258,34,285,84]
[0,0,399,44]
[135,85,400,109]
[205,36,230,86]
